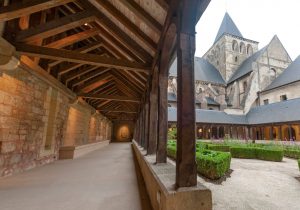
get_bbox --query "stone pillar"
[229,126,233,139]
[175,2,197,187]
[148,68,159,154]
[270,126,274,140]
[288,125,292,140]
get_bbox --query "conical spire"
[214,12,243,43]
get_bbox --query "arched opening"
[219,126,225,139]
[247,44,253,55]
[243,81,247,92]
[232,40,239,52]
[240,42,246,54]
[270,68,276,81]
[235,56,238,62]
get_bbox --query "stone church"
[168,13,300,141]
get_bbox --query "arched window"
[243,81,247,92]
[232,40,239,52]
[235,56,238,62]
[270,68,276,81]
[240,42,246,54]
[247,44,253,55]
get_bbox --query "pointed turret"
[214,12,243,43]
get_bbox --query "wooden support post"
[175,1,198,187]
[216,126,219,139]
[144,99,150,150]
[230,126,232,139]
[148,68,159,154]
[156,62,168,163]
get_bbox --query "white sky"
[195,0,300,60]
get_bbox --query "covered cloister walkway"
[0,143,149,210]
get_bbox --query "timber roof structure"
[0,0,178,121]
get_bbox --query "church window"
[235,56,238,62]
[247,44,253,55]
[240,42,246,54]
[270,68,276,77]
[232,40,239,52]
[280,95,287,101]
[263,99,269,105]
[243,81,247,92]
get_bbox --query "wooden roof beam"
[99,109,137,114]
[92,0,157,51]
[0,0,75,22]
[15,44,151,73]
[119,0,163,34]
[16,10,95,42]
[79,0,153,63]
[45,27,99,49]
[80,94,140,103]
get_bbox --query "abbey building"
[168,13,300,141]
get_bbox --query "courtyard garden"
[167,128,300,180]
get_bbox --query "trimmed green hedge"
[207,144,231,152]
[230,147,257,159]
[298,160,300,171]
[196,150,231,180]
[167,142,231,180]
[230,146,283,162]
[284,149,300,159]
[256,148,283,162]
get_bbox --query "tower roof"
[214,12,243,43]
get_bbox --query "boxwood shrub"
[230,146,283,161]
[196,150,231,180]
[167,142,231,180]
[230,147,257,159]
[284,149,300,159]
[207,144,231,152]
[255,148,283,162]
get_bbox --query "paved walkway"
[198,157,300,210]
[0,143,148,210]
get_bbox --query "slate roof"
[247,98,300,124]
[169,57,226,85]
[168,92,177,102]
[214,12,243,43]
[263,55,300,91]
[168,108,247,125]
[227,46,267,84]
[168,98,300,125]
[206,97,219,105]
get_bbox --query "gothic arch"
[270,68,276,81]
[232,40,239,52]
[247,44,253,55]
[240,42,246,54]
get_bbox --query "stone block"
[1,141,16,153]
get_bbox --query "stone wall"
[0,63,112,177]
[112,120,134,142]
[0,66,70,177]
[260,81,300,105]
[63,98,112,146]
